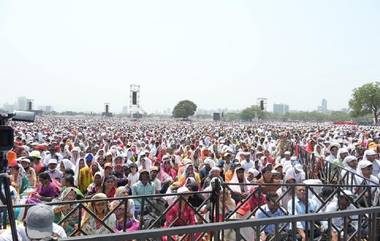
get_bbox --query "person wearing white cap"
[222,152,233,173]
[342,155,359,184]
[320,190,358,241]
[285,164,305,184]
[0,204,66,241]
[47,159,63,181]
[200,158,214,181]
[202,166,221,190]
[280,151,292,168]
[247,168,260,184]
[326,143,340,163]
[240,152,254,172]
[355,160,379,195]
[332,147,349,167]
[20,157,37,188]
[362,149,380,176]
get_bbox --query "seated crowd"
[1,118,379,241]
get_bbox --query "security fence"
[60,206,380,241]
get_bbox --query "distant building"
[122,105,128,114]
[2,103,15,112]
[39,106,53,112]
[273,104,289,115]
[318,98,328,113]
[17,96,28,111]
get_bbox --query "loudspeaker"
[132,92,137,105]
[28,101,33,111]
[213,113,221,121]
[260,100,264,111]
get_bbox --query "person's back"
[0,204,67,241]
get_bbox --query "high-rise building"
[318,98,328,113]
[122,105,128,114]
[273,104,289,115]
[17,96,27,110]
[39,106,53,112]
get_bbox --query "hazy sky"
[1,0,379,113]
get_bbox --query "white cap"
[359,160,373,169]
[284,151,291,155]
[25,204,54,239]
[247,168,260,177]
[365,150,377,156]
[19,157,31,163]
[343,155,357,163]
[210,166,221,174]
[47,159,58,165]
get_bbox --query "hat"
[365,150,377,156]
[204,158,214,167]
[25,204,54,239]
[329,143,340,150]
[29,150,41,159]
[247,168,259,177]
[217,160,225,167]
[359,160,373,169]
[223,152,232,157]
[47,159,58,165]
[274,163,283,169]
[151,166,159,172]
[210,166,221,174]
[284,151,291,155]
[343,156,357,163]
[271,170,281,175]
[85,153,94,162]
[20,157,31,163]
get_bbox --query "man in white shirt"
[150,166,162,193]
[321,191,358,241]
[0,204,66,241]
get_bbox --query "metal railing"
[221,182,376,221]
[0,190,214,237]
[61,206,380,241]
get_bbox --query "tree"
[172,100,197,118]
[349,82,380,124]
[240,105,264,121]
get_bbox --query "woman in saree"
[81,193,116,235]
[109,186,139,232]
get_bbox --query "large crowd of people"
[1,116,380,240]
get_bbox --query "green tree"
[240,105,264,121]
[349,82,380,124]
[172,100,197,118]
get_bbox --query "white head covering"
[229,166,248,193]
[61,159,75,171]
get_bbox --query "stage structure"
[102,102,113,117]
[129,84,143,118]
[257,98,267,111]
[27,99,33,111]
